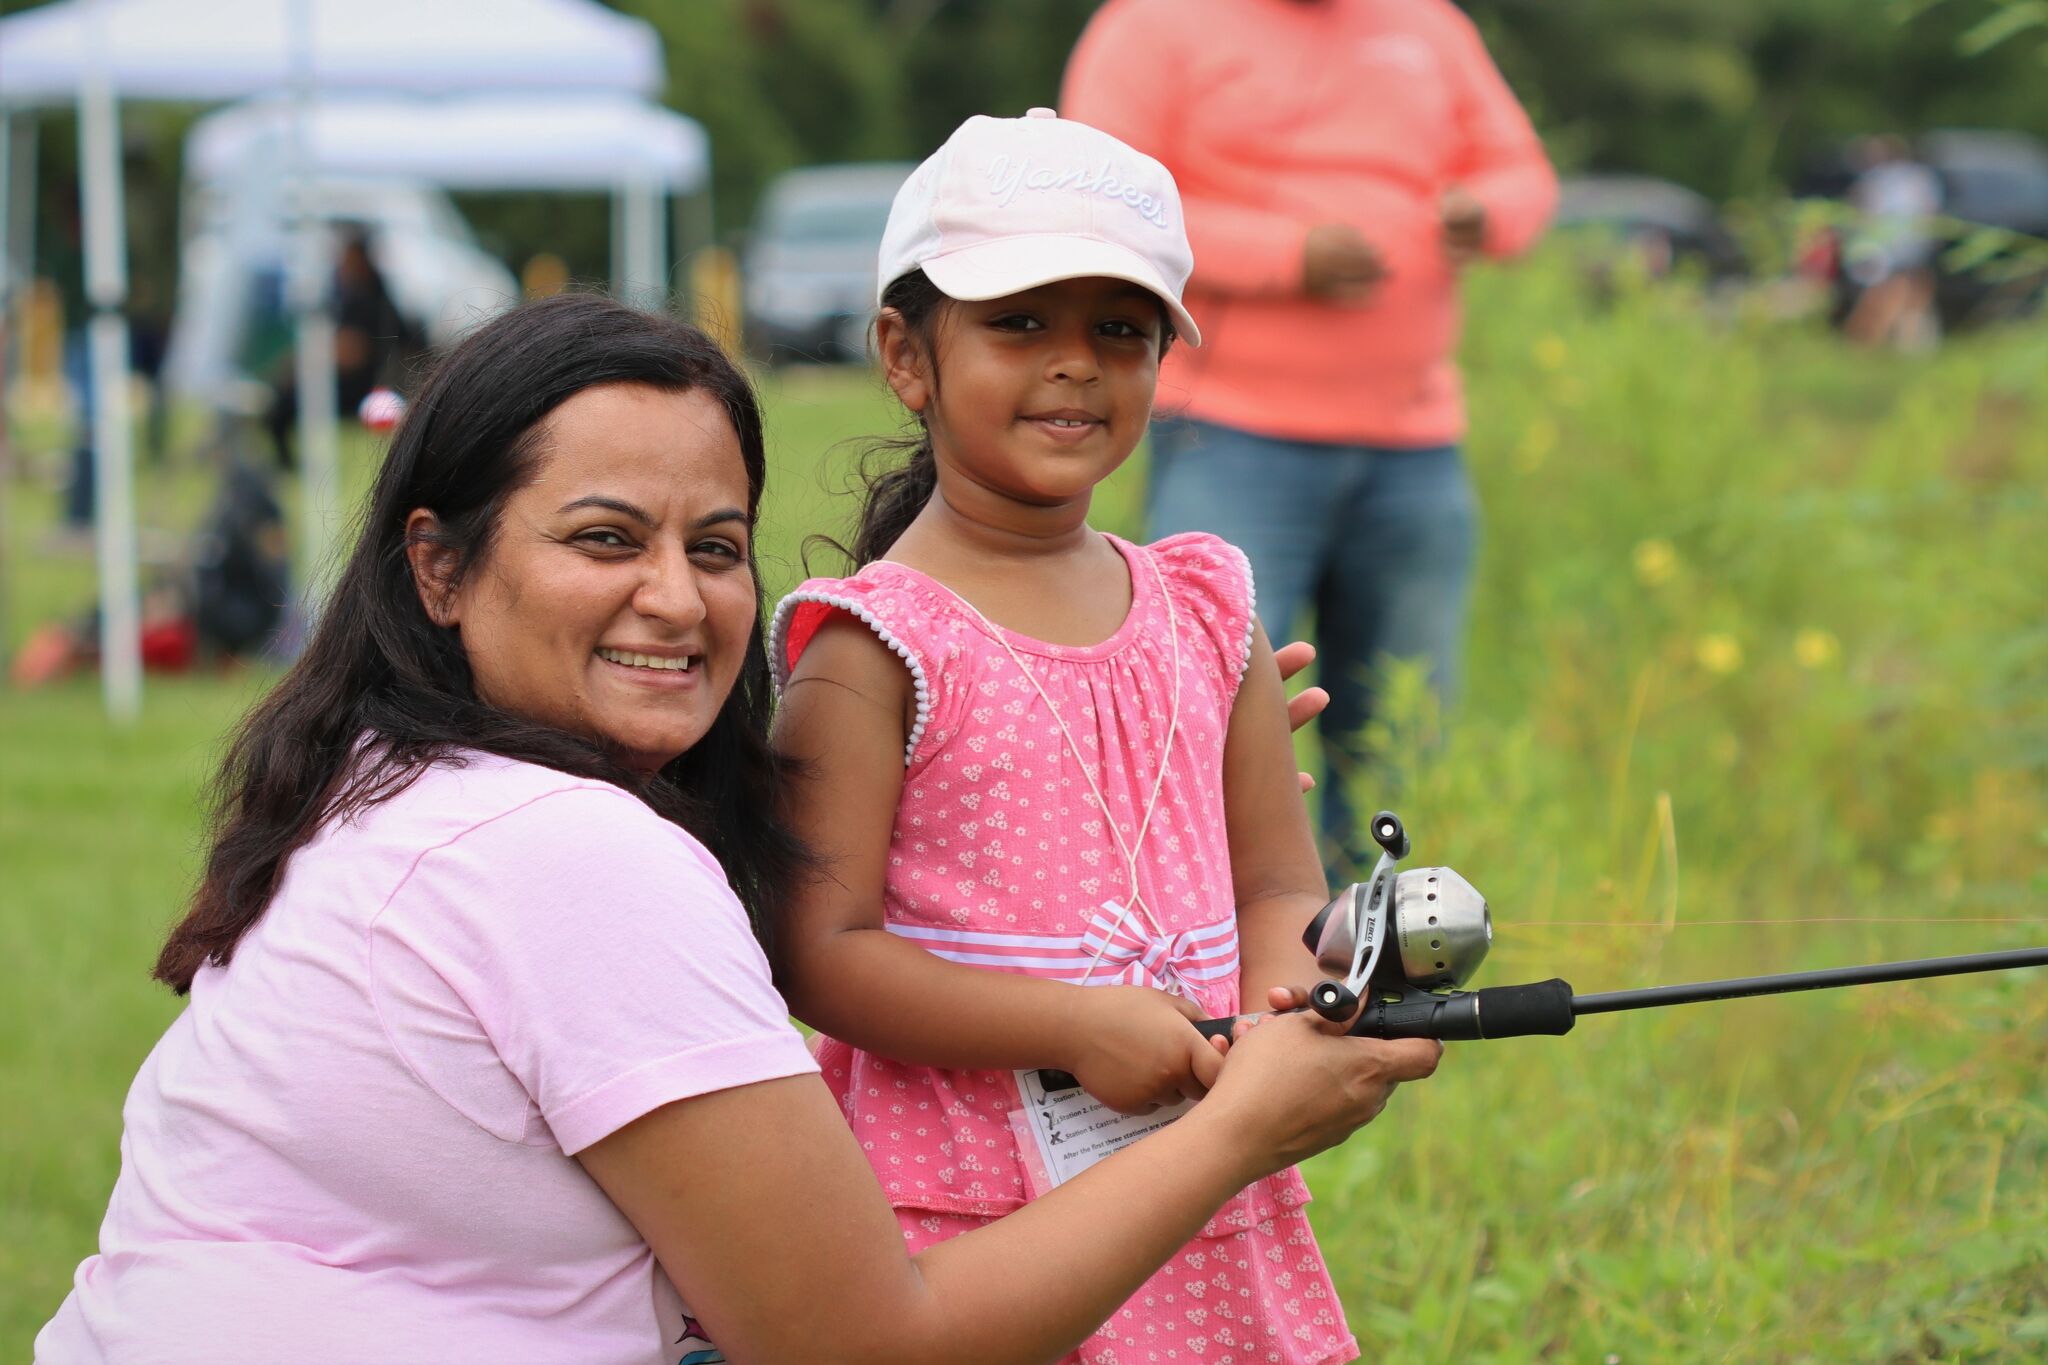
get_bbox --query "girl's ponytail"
[845,270,948,565]
[850,438,937,566]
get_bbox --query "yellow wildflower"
[1632,539,1678,587]
[1515,417,1558,472]
[1794,628,1839,669]
[1695,633,1743,675]
[1532,333,1569,371]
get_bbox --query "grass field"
[4,258,2045,1359]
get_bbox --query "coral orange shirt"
[1062,0,1557,446]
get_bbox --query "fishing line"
[1505,917,2046,929]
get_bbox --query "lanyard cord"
[897,550,1184,958]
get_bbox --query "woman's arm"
[579,1009,1440,1365]
[773,616,1224,1110]
[1223,621,1332,1005]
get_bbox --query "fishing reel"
[1301,811,1494,1028]
[1270,809,1578,1041]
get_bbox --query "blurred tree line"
[582,0,2048,273]
[6,0,2046,317]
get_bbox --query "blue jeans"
[1148,416,1478,872]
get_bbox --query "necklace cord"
[898,547,1187,983]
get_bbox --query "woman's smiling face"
[418,382,757,772]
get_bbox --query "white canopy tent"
[0,0,664,720]
[185,93,710,310]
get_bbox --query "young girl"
[770,109,1358,1365]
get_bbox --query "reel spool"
[1302,811,1492,1023]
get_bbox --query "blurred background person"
[261,226,420,470]
[1063,0,1558,872]
[1841,134,1944,350]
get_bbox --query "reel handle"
[1369,810,1410,860]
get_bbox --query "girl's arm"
[773,615,1224,1111]
[579,1008,1442,1365]
[1223,620,1332,1005]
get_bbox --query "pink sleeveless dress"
[771,532,1357,1365]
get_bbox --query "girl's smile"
[1019,406,1109,446]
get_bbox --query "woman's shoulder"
[372,751,723,884]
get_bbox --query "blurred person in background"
[1842,135,1943,351]
[263,226,420,469]
[1063,0,1556,870]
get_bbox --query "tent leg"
[288,0,342,613]
[78,0,142,721]
[622,178,662,311]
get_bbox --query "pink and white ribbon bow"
[1075,900,1240,998]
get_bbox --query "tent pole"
[78,0,142,720]
[289,0,342,610]
[622,177,663,311]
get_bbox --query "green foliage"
[5,257,2046,1354]
[1312,253,2047,1358]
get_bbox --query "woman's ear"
[875,308,932,416]
[403,509,462,627]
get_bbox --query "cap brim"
[917,236,1202,347]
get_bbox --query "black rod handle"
[1342,980,1576,1040]
[1571,947,2048,1016]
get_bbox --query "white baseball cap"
[877,107,1202,345]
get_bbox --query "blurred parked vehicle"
[1797,129,2048,332]
[742,162,913,364]
[1553,175,1746,282]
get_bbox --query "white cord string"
[894,547,1184,972]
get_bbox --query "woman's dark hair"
[156,293,808,992]
[842,269,1178,566]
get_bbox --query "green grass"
[5,258,2046,1358]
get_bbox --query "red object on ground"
[140,616,199,672]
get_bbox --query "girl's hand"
[1061,986,1228,1115]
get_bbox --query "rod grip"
[1472,979,1577,1038]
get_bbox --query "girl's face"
[410,383,758,772]
[885,275,1165,511]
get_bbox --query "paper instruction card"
[1010,1068,1195,1197]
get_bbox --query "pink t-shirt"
[37,752,817,1365]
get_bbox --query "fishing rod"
[1227,810,2048,1043]
[1035,810,2042,1091]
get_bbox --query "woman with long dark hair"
[38,294,1438,1365]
